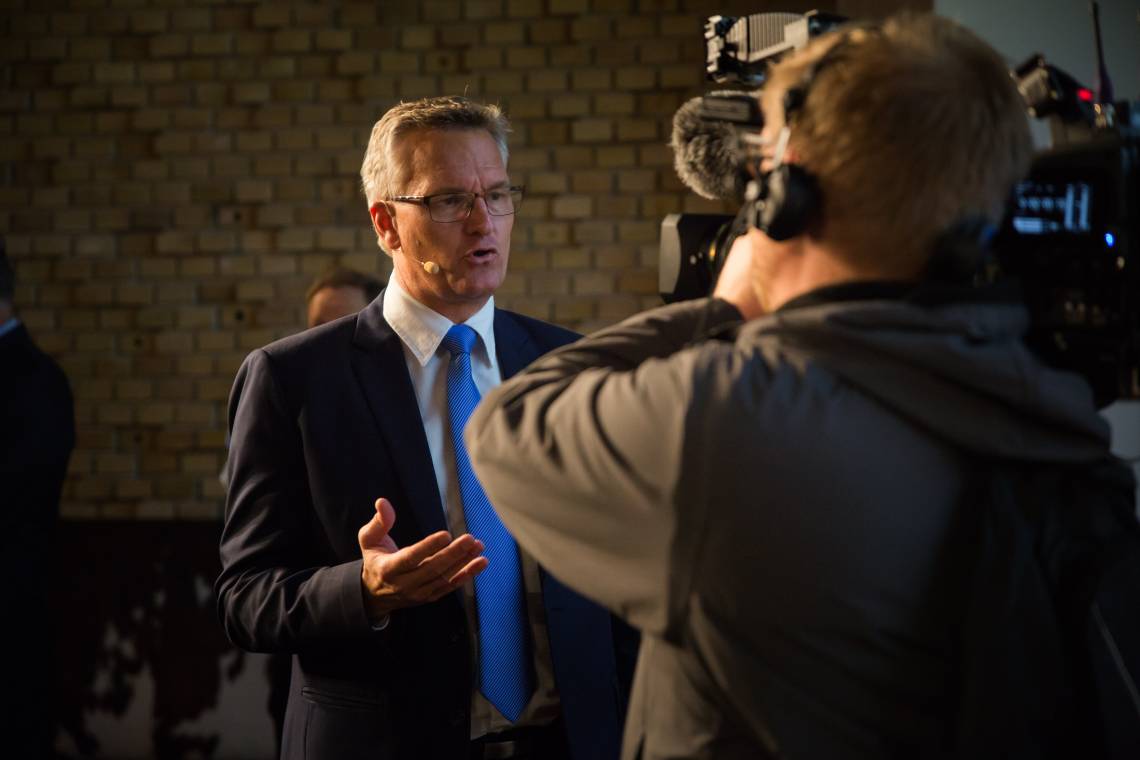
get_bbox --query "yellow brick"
[465,0,502,19]
[508,0,543,17]
[177,402,216,425]
[572,118,613,143]
[259,254,297,275]
[528,19,565,43]
[573,272,613,295]
[183,453,218,474]
[177,355,214,376]
[529,272,571,295]
[196,378,233,402]
[571,171,613,194]
[337,52,375,75]
[171,8,209,31]
[237,281,275,301]
[616,67,656,90]
[424,51,459,74]
[549,95,589,118]
[660,14,697,37]
[70,38,112,59]
[550,45,590,66]
[550,0,588,13]
[117,283,155,305]
[273,30,311,52]
[156,282,198,304]
[178,307,217,329]
[621,169,658,193]
[617,118,659,141]
[553,298,594,323]
[191,33,231,56]
[531,222,570,245]
[572,69,611,90]
[253,4,290,27]
[595,92,635,115]
[478,22,518,45]
[550,247,590,268]
[94,62,136,84]
[527,70,567,92]
[574,221,615,244]
[380,50,419,73]
[619,221,658,243]
[552,195,592,219]
[660,65,698,88]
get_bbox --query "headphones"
[748,26,876,241]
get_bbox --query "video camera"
[660,9,1139,403]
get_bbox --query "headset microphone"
[419,259,441,275]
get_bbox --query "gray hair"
[359,96,511,205]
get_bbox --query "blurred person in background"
[306,267,385,329]
[1,243,75,757]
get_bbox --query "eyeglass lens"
[427,188,523,222]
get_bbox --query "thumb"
[358,497,397,549]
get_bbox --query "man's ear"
[370,202,400,253]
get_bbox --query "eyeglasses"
[389,186,525,223]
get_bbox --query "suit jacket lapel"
[493,309,538,380]
[349,290,448,541]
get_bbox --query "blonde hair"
[359,96,511,205]
[761,13,1033,275]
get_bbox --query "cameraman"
[466,13,1115,760]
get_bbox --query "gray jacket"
[467,294,1111,759]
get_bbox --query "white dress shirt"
[382,273,500,524]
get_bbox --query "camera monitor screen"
[1010,179,1094,236]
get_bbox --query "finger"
[431,546,486,589]
[377,497,396,531]
[426,557,489,602]
[421,555,489,604]
[400,535,483,587]
[384,530,453,574]
[357,497,398,549]
[392,535,483,597]
[447,555,488,585]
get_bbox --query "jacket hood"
[738,298,1111,463]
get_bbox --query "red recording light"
[1077,88,1095,102]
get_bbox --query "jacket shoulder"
[497,308,580,351]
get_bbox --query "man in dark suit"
[1,246,75,757]
[216,96,626,760]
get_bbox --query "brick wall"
[2,0,926,521]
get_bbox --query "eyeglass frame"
[387,185,526,223]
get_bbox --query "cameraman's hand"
[713,232,765,320]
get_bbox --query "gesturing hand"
[358,497,488,621]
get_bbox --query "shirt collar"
[0,317,20,340]
[383,272,497,368]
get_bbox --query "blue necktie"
[441,324,533,722]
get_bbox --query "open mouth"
[469,248,497,260]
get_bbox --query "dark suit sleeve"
[216,348,373,653]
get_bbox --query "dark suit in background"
[216,295,625,760]
[2,321,75,757]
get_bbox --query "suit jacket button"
[449,629,461,644]
[450,710,465,727]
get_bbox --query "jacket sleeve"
[467,298,742,639]
[215,348,374,653]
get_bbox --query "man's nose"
[464,195,492,234]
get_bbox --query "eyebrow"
[421,180,511,196]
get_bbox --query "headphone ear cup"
[754,164,821,242]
